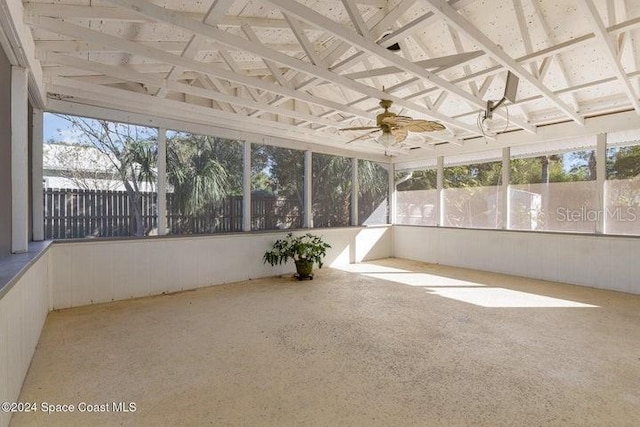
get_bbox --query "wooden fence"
[43,188,302,239]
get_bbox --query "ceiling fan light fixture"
[481,116,497,136]
[376,131,396,147]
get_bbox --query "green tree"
[605,145,640,213]
[358,160,389,224]
[166,133,242,233]
[56,115,158,236]
[607,145,640,179]
[251,145,304,229]
[396,169,437,191]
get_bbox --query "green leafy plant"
[263,233,331,269]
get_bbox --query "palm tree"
[357,159,389,225]
[166,134,235,233]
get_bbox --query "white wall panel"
[0,253,50,427]
[393,226,640,294]
[355,226,391,263]
[49,226,392,309]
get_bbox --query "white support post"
[11,67,29,253]
[156,128,167,235]
[243,141,252,232]
[502,147,511,229]
[304,150,313,228]
[436,156,444,226]
[351,157,358,226]
[596,133,607,234]
[31,108,44,241]
[388,162,395,224]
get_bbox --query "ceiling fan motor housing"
[377,99,396,130]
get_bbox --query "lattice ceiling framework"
[7,0,640,161]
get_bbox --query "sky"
[44,113,80,143]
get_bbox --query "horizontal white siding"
[393,226,640,294]
[49,227,392,309]
[0,252,50,427]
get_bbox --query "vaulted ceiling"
[4,0,640,162]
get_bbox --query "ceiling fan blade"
[404,120,446,132]
[381,115,413,126]
[346,129,380,144]
[382,116,445,132]
[340,126,380,131]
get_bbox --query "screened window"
[510,149,597,233]
[395,168,437,226]
[43,113,158,239]
[166,132,243,234]
[605,138,640,235]
[251,145,303,230]
[312,153,352,227]
[358,160,388,225]
[442,160,502,228]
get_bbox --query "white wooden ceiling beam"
[396,38,446,130]
[45,54,348,128]
[285,9,391,100]
[323,0,417,73]
[578,0,640,114]
[34,39,309,56]
[47,76,343,142]
[620,0,640,93]
[404,15,640,106]
[103,0,481,134]
[241,23,288,87]
[31,16,378,122]
[422,0,583,126]
[528,0,580,112]
[24,3,310,29]
[263,7,389,102]
[263,0,534,134]
[369,0,419,43]
[283,13,320,66]
[446,26,479,96]
[325,0,471,76]
[342,51,483,80]
[353,48,486,110]
[0,0,45,106]
[217,49,271,104]
[196,75,240,114]
[377,0,476,47]
[507,2,533,121]
[512,0,537,77]
[341,0,370,37]
[155,0,235,99]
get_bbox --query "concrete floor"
[11,258,640,426]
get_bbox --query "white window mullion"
[12,66,29,253]
[32,108,44,241]
[156,128,167,235]
[304,151,313,228]
[243,141,252,232]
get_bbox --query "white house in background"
[43,143,156,192]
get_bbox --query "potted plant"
[263,232,331,279]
